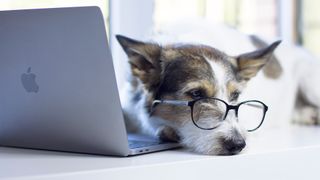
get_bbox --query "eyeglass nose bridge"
[223,105,240,120]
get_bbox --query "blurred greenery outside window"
[298,0,320,57]
[154,0,278,41]
[154,0,320,57]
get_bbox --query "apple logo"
[21,67,39,93]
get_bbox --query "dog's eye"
[188,89,203,99]
[230,91,240,101]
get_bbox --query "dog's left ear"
[116,35,161,91]
[234,40,281,80]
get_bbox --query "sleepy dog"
[116,20,320,155]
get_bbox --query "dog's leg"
[156,126,180,142]
[292,106,319,125]
[293,48,320,125]
[292,90,319,125]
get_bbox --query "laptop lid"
[0,7,130,156]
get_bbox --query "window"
[298,0,320,57]
[154,0,279,39]
[154,0,320,58]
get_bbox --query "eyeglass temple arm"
[244,103,265,109]
[152,100,189,107]
[150,100,189,117]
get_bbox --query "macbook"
[0,6,179,156]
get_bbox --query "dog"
[116,20,320,155]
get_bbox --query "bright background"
[1,0,319,89]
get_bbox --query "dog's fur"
[117,20,320,155]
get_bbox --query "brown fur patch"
[162,44,229,63]
[180,80,217,98]
[226,81,244,101]
[155,46,218,98]
[227,81,238,94]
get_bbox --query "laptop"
[0,6,179,156]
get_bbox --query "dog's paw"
[156,126,180,142]
[292,106,319,125]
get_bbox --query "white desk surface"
[1,125,320,180]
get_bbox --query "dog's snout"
[223,138,246,154]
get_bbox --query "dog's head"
[117,35,280,155]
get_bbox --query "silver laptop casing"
[0,6,175,156]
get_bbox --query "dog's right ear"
[116,35,161,91]
[234,40,281,81]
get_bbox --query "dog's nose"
[223,138,246,154]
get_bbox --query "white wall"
[279,0,294,44]
[109,0,154,90]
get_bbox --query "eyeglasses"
[152,98,268,132]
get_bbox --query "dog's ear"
[116,35,161,90]
[234,40,281,80]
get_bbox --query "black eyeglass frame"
[152,98,268,132]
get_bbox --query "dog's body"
[117,20,320,155]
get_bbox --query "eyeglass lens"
[192,99,265,131]
[238,101,265,131]
[192,98,226,129]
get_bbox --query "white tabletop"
[2,125,320,180]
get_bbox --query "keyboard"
[128,140,163,149]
